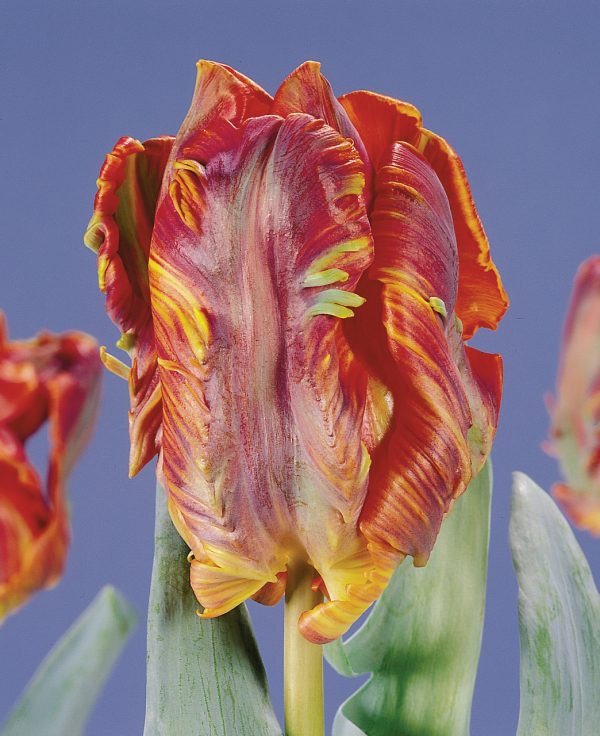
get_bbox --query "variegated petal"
[0,321,101,619]
[85,135,172,475]
[418,129,508,338]
[355,142,474,564]
[150,111,375,630]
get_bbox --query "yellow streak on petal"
[308,236,371,274]
[97,253,109,292]
[100,346,130,380]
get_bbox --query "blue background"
[2,2,600,734]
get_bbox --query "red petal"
[150,112,374,618]
[85,135,173,475]
[353,142,473,562]
[339,90,422,172]
[418,129,508,338]
[0,323,101,619]
[169,60,272,176]
[272,62,371,192]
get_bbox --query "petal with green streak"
[150,110,377,642]
[353,141,474,565]
[84,135,173,475]
[417,129,508,339]
[326,461,492,736]
[510,472,600,736]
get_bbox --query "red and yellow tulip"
[0,314,101,619]
[548,256,600,534]
[85,61,507,643]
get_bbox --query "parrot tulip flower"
[85,60,507,644]
[0,314,101,620]
[548,256,600,534]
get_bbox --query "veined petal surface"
[85,135,173,475]
[0,317,101,619]
[150,111,375,628]
[86,60,506,643]
[272,62,371,191]
[354,143,480,563]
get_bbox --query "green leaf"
[143,485,282,736]
[510,472,600,736]
[326,461,492,736]
[1,585,136,736]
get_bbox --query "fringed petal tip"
[552,483,600,536]
[417,128,508,338]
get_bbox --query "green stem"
[284,563,324,736]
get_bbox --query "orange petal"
[85,135,173,475]
[353,142,474,562]
[339,89,422,172]
[251,572,288,606]
[150,111,374,621]
[418,129,508,338]
[0,322,101,619]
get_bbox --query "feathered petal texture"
[86,60,506,642]
[0,314,101,619]
[84,135,173,475]
[548,256,600,534]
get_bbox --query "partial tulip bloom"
[548,256,600,534]
[85,61,507,643]
[0,314,101,620]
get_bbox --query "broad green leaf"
[1,585,136,736]
[510,472,600,736]
[326,461,492,736]
[143,485,282,736]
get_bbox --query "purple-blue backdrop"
[2,2,600,734]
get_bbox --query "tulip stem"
[284,562,324,736]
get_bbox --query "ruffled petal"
[272,61,371,191]
[149,111,375,626]
[418,129,508,338]
[168,60,272,178]
[85,135,173,475]
[339,89,422,171]
[353,142,474,564]
[0,323,101,619]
